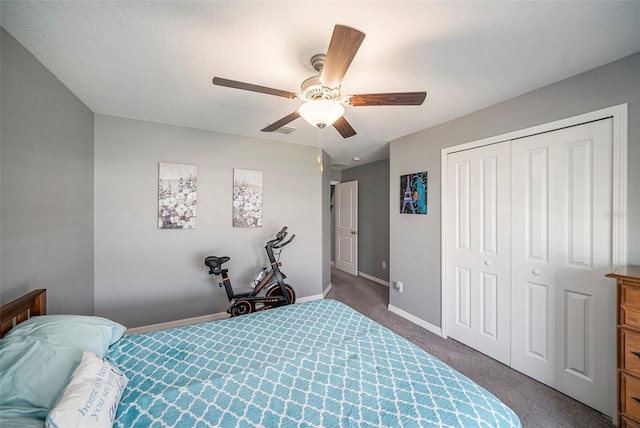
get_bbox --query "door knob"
[532,269,541,276]
[484,261,492,267]
[350,231,357,235]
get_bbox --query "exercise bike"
[204,227,296,317]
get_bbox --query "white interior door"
[335,180,358,275]
[445,141,512,365]
[510,119,614,416]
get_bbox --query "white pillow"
[45,351,128,428]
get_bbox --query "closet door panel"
[564,290,592,379]
[511,119,614,417]
[525,280,551,362]
[456,267,471,328]
[526,148,550,263]
[481,272,498,339]
[446,142,511,365]
[554,120,613,417]
[481,157,499,255]
[566,139,593,267]
[512,138,557,385]
[456,161,471,251]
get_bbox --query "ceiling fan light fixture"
[298,100,344,128]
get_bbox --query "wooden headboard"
[0,289,47,338]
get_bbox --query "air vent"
[274,126,296,135]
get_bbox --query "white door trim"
[440,103,628,339]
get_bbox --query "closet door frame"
[441,103,628,417]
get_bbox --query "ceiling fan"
[212,25,427,138]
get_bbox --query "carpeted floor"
[326,267,614,428]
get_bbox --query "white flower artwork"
[233,169,263,228]
[158,162,197,229]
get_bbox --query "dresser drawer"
[624,330,640,374]
[622,373,640,421]
[622,416,640,428]
[623,305,640,330]
[622,286,640,311]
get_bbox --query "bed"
[0,289,521,427]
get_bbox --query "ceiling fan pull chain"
[317,127,321,165]
[318,127,324,173]
[320,128,324,173]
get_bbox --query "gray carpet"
[326,268,614,428]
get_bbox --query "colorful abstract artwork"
[158,162,197,229]
[233,169,263,227]
[400,171,427,214]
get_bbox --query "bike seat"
[204,256,230,270]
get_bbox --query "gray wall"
[322,150,331,292]
[390,52,640,327]
[330,168,342,183]
[94,115,324,327]
[0,29,95,314]
[342,159,390,282]
[329,168,342,264]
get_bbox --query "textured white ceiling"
[2,1,639,168]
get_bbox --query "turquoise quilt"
[107,299,521,427]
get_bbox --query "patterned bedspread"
[107,299,521,427]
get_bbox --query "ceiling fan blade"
[320,25,366,89]
[261,111,301,132]
[333,116,357,138]
[213,77,297,99]
[348,92,427,106]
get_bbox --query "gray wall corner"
[341,158,390,283]
[1,27,95,314]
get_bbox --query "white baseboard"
[297,293,324,303]
[322,283,333,298]
[358,272,389,287]
[388,304,444,337]
[126,293,325,334]
[125,312,229,335]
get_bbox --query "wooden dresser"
[607,265,640,427]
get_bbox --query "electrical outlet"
[394,281,403,292]
[382,261,386,269]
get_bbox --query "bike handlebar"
[267,227,295,249]
[275,226,287,241]
[272,234,295,249]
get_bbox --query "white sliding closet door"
[445,141,512,365]
[510,118,614,416]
